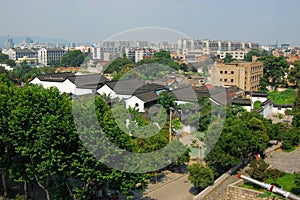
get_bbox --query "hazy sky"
[1,0,299,45]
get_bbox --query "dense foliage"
[0,52,16,67]
[0,73,191,199]
[293,85,300,128]
[188,163,214,191]
[205,109,271,177]
[60,50,86,67]
[259,56,290,88]
[288,60,300,86]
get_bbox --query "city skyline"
[0,0,300,46]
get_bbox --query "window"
[220,79,223,81]
[231,79,234,82]
[220,71,223,74]
[224,79,227,82]
[225,71,228,74]
[231,71,234,74]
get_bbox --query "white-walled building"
[38,48,66,66]
[2,48,37,60]
[30,73,76,94]
[217,50,248,60]
[30,73,109,95]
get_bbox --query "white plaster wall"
[243,105,252,112]
[97,85,116,98]
[125,96,145,112]
[30,78,76,94]
[73,88,93,96]
[252,96,268,104]
[273,107,291,115]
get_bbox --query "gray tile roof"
[36,73,75,82]
[105,79,145,95]
[134,91,158,103]
[71,74,109,87]
[232,98,251,106]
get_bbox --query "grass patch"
[282,146,296,152]
[241,174,300,196]
[240,183,266,192]
[272,174,300,195]
[268,89,296,104]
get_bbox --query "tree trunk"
[66,182,76,200]
[35,175,51,200]
[1,170,8,198]
[24,181,28,199]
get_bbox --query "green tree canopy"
[244,49,261,61]
[260,56,290,87]
[60,50,86,67]
[206,110,270,177]
[188,163,214,190]
[293,85,300,128]
[288,60,300,85]
[223,53,234,64]
[105,57,133,74]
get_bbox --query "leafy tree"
[262,49,270,57]
[105,57,133,74]
[0,75,16,198]
[223,53,234,64]
[112,63,135,80]
[153,50,171,59]
[60,50,86,67]
[295,173,300,190]
[268,122,287,141]
[281,128,300,150]
[254,101,262,109]
[288,60,300,86]
[0,52,16,66]
[4,59,16,67]
[293,85,300,128]
[260,56,289,87]
[179,63,188,72]
[206,110,270,177]
[0,52,9,62]
[8,85,77,200]
[10,65,42,84]
[158,91,176,111]
[40,66,56,74]
[152,50,179,70]
[244,49,261,61]
[188,163,214,191]
[246,159,284,182]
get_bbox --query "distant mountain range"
[0,35,70,47]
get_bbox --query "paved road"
[142,174,196,200]
[265,147,300,174]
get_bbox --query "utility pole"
[169,107,172,143]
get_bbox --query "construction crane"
[237,173,300,200]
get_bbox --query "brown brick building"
[211,61,263,91]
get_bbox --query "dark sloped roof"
[261,100,273,106]
[135,91,158,103]
[15,49,37,53]
[273,104,293,108]
[245,91,268,97]
[71,74,109,87]
[106,79,145,95]
[36,73,75,82]
[209,86,228,105]
[171,87,199,102]
[232,98,251,106]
